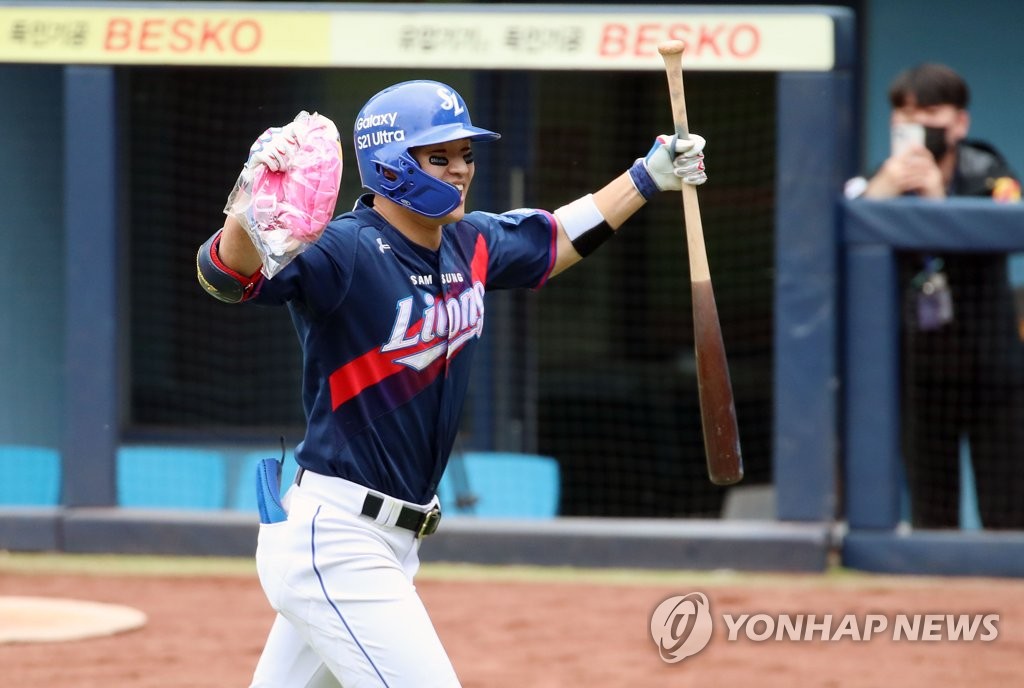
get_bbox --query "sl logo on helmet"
[436,87,465,116]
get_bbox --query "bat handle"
[658,40,691,139]
[659,40,708,280]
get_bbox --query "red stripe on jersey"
[471,233,489,286]
[329,320,441,410]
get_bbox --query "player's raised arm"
[216,214,263,276]
[197,113,342,302]
[548,133,707,277]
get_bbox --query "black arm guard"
[196,230,261,304]
[569,222,615,257]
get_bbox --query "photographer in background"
[846,63,1024,529]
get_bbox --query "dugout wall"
[0,3,854,572]
[842,199,1024,577]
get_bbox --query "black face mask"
[924,126,949,161]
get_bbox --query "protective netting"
[126,66,775,517]
[897,250,1024,529]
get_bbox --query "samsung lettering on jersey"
[409,273,464,286]
[382,283,486,371]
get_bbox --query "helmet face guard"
[354,80,500,218]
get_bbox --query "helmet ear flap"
[374,159,410,196]
[376,151,461,218]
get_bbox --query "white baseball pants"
[249,472,461,688]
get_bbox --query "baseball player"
[197,79,708,687]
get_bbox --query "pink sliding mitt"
[225,111,343,278]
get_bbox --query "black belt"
[296,468,441,538]
[361,493,442,538]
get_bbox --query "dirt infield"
[1,557,1022,687]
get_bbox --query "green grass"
[0,551,257,577]
[416,562,916,587]
[0,550,937,587]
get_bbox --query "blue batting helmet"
[354,80,500,218]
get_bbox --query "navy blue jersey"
[245,195,557,503]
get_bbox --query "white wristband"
[554,194,605,241]
[553,193,615,257]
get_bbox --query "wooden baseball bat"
[658,40,744,486]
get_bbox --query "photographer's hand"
[865,147,946,199]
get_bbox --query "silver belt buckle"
[418,505,441,538]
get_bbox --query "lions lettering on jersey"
[327,231,493,413]
[382,283,486,371]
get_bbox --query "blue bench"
[438,452,560,518]
[0,445,61,506]
[117,446,227,510]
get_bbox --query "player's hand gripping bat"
[658,40,744,486]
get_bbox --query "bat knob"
[658,40,686,56]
